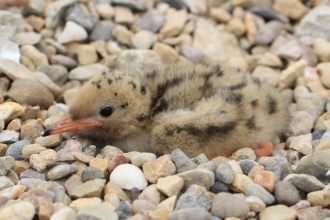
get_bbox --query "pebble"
[35,135,62,148]
[29,149,58,172]
[69,63,107,81]
[153,42,178,63]
[169,207,211,220]
[175,184,213,210]
[253,170,277,193]
[0,39,20,63]
[8,78,54,110]
[142,155,176,184]
[37,64,68,86]
[116,202,133,219]
[210,181,229,194]
[57,21,88,44]
[307,190,330,207]
[245,196,266,212]
[265,161,291,181]
[8,140,32,162]
[0,104,19,123]
[132,199,157,214]
[13,31,41,46]
[73,152,94,164]
[17,178,46,190]
[177,168,215,190]
[133,11,165,33]
[230,173,253,193]
[57,139,82,162]
[90,158,108,175]
[46,164,77,180]
[66,3,98,32]
[21,144,46,158]
[130,152,156,167]
[291,174,325,193]
[0,200,35,219]
[138,184,161,205]
[216,162,235,184]
[254,21,283,45]
[76,204,118,220]
[50,55,77,70]
[286,111,314,137]
[259,205,297,220]
[20,168,46,180]
[89,21,117,41]
[156,175,184,197]
[296,150,330,182]
[210,7,232,23]
[69,178,106,199]
[110,164,147,190]
[108,154,129,173]
[245,183,275,206]
[131,30,155,49]
[0,130,19,143]
[0,176,14,191]
[297,206,323,220]
[238,160,257,175]
[81,166,105,182]
[69,197,102,212]
[181,46,204,63]
[158,195,177,212]
[171,149,197,173]
[211,192,250,219]
[296,6,330,41]
[77,44,98,65]
[274,181,300,206]
[0,156,15,175]
[160,10,187,38]
[0,185,26,199]
[96,3,115,20]
[104,181,130,202]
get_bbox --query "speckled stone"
[0,200,35,219]
[177,168,215,190]
[171,149,197,173]
[259,205,297,220]
[81,166,105,182]
[175,184,213,210]
[216,162,235,184]
[0,156,15,175]
[291,174,325,193]
[143,155,176,184]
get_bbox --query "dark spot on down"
[146,70,157,79]
[228,81,247,90]
[246,115,257,130]
[115,76,123,81]
[153,98,168,115]
[107,78,112,85]
[93,80,101,89]
[140,85,147,95]
[175,121,237,138]
[114,92,117,96]
[267,95,278,114]
[137,115,146,122]
[121,103,128,108]
[150,77,183,108]
[252,78,261,87]
[224,91,243,104]
[214,64,223,77]
[128,80,136,89]
[251,99,258,107]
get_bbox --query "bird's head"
[42,70,152,142]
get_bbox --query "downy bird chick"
[43,61,290,158]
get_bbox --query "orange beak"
[42,114,102,136]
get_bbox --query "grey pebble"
[171,149,197,173]
[265,161,291,181]
[50,182,72,205]
[211,192,250,219]
[191,153,209,166]
[89,21,117,41]
[50,54,77,69]
[274,181,300,206]
[66,3,98,31]
[132,199,157,214]
[177,168,215,190]
[81,166,105,182]
[37,64,68,86]
[216,162,235,184]
[312,129,326,141]
[238,159,257,175]
[116,202,132,220]
[47,164,77,180]
[82,145,97,157]
[210,181,229,194]
[0,130,20,143]
[287,151,300,166]
[0,156,15,175]
[245,183,275,206]
[0,176,14,190]
[133,11,165,33]
[20,168,46,180]
[291,174,325,193]
[175,184,213,210]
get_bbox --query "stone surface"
[76,204,118,220]
[110,164,147,190]
[69,178,106,199]
[177,168,215,190]
[259,205,297,220]
[156,175,184,197]
[30,149,58,172]
[143,155,176,184]
[175,184,213,210]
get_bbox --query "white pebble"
[110,164,148,190]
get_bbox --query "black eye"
[99,107,113,117]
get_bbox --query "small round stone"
[0,200,35,219]
[245,183,275,206]
[116,202,132,220]
[46,164,77,180]
[5,140,31,160]
[110,164,147,190]
[211,192,250,219]
[275,181,300,206]
[216,162,235,184]
[0,156,15,175]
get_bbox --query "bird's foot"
[207,141,274,160]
